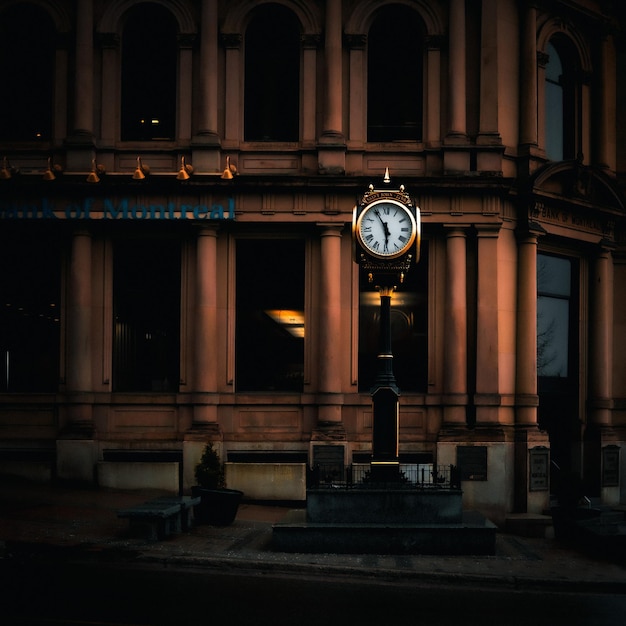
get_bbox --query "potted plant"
[191,442,243,526]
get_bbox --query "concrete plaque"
[529,447,549,492]
[602,446,620,487]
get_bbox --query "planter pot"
[192,486,244,526]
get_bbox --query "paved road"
[2,555,626,626]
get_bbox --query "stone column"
[589,244,614,428]
[446,0,467,140]
[477,0,502,173]
[73,0,93,137]
[302,34,319,144]
[57,228,96,484]
[585,243,614,496]
[425,36,442,146]
[67,229,93,398]
[223,34,242,145]
[315,225,345,437]
[514,224,549,513]
[515,227,542,426]
[474,225,501,424]
[443,227,468,426]
[318,0,346,174]
[184,226,221,489]
[322,0,342,139]
[192,0,221,171]
[519,3,538,149]
[66,0,95,170]
[347,34,366,145]
[177,33,194,142]
[192,226,220,431]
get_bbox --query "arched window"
[0,3,55,141]
[367,5,424,142]
[121,3,177,141]
[545,38,578,161]
[244,4,300,141]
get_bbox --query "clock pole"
[352,174,421,484]
[370,283,401,482]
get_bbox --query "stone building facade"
[1,0,626,525]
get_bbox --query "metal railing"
[308,463,460,490]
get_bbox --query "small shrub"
[194,442,225,489]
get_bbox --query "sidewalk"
[1,477,625,593]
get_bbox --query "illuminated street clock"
[356,198,417,260]
[353,184,421,280]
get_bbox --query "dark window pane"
[359,242,428,392]
[0,3,54,141]
[236,239,305,392]
[113,239,180,391]
[244,5,300,141]
[368,6,423,142]
[537,254,572,378]
[0,231,61,392]
[545,38,578,161]
[121,3,177,140]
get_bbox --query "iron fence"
[308,463,460,490]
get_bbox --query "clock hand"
[374,209,391,244]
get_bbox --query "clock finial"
[383,167,391,184]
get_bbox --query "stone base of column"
[56,438,98,485]
[65,131,96,171]
[185,421,222,441]
[191,132,222,172]
[317,139,346,176]
[311,421,346,442]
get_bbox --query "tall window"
[113,238,181,391]
[244,4,300,141]
[367,6,423,142]
[537,253,579,477]
[0,3,54,141]
[0,229,61,392]
[545,39,578,161]
[236,239,305,392]
[121,3,177,140]
[358,243,428,392]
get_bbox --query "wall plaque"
[602,446,620,487]
[529,447,549,492]
[456,445,487,481]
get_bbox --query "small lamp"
[86,159,101,183]
[0,157,11,180]
[43,157,56,181]
[176,156,192,180]
[221,156,235,180]
[132,156,147,180]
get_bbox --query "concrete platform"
[272,509,497,555]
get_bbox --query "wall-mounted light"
[42,157,58,181]
[176,156,193,180]
[0,157,12,180]
[221,156,237,180]
[132,156,149,180]
[86,159,104,183]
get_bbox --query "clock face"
[356,200,417,259]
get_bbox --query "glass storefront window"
[358,242,428,392]
[235,239,305,392]
[112,238,181,392]
[0,231,60,392]
[537,254,571,377]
